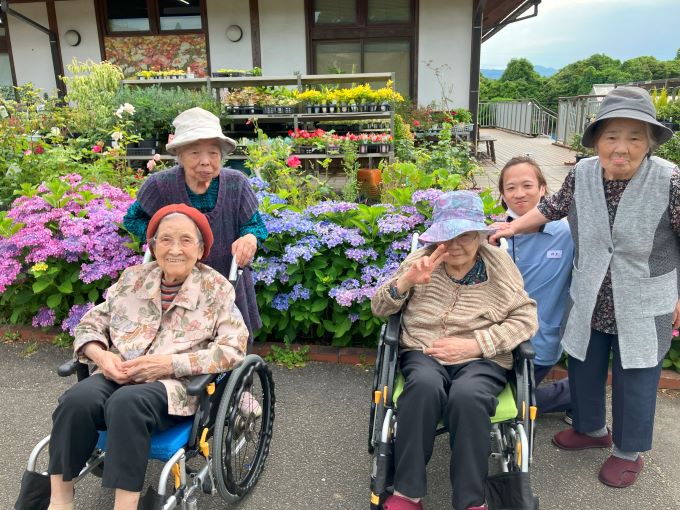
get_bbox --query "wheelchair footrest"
[96,419,194,462]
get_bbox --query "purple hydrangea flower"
[345,247,378,263]
[412,188,443,205]
[62,302,94,337]
[305,201,358,216]
[282,236,321,265]
[32,307,56,328]
[252,256,290,285]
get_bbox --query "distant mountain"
[534,65,558,77]
[481,65,559,79]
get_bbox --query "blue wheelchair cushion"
[96,418,194,462]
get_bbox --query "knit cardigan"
[372,243,538,369]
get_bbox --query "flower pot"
[321,104,328,114]
[350,104,358,113]
[306,104,314,114]
[380,102,390,112]
[340,103,348,113]
[327,144,341,155]
[380,143,390,153]
[359,144,368,154]
[329,104,337,113]
[357,168,382,200]
[276,106,284,114]
[313,106,321,114]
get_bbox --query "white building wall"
[417,0,472,107]
[56,0,102,76]
[258,0,307,75]
[206,0,253,71]
[6,3,55,93]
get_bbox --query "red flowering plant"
[288,128,327,153]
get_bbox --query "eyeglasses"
[449,232,478,245]
[152,235,200,249]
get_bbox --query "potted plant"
[569,133,593,163]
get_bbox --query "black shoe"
[563,410,573,425]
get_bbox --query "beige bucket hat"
[165,107,236,156]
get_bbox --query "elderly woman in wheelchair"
[370,191,538,510]
[25,204,273,510]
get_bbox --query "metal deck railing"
[478,100,557,139]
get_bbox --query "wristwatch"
[389,283,409,300]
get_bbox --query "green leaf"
[57,280,73,294]
[87,288,99,302]
[310,299,327,312]
[46,293,62,308]
[32,279,52,293]
[15,290,35,305]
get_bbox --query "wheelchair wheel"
[212,354,275,503]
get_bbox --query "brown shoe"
[598,455,644,488]
[552,427,612,450]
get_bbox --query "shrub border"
[3,325,679,390]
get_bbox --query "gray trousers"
[48,374,184,492]
[394,350,508,510]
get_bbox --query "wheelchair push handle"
[227,257,243,288]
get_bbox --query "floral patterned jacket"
[74,262,248,416]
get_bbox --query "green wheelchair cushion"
[392,372,517,424]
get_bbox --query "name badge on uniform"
[547,250,562,259]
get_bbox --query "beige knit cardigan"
[371,242,538,370]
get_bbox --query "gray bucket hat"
[165,107,236,156]
[581,86,673,148]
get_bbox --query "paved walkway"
[475,128,575,193]
[1,341,679,509]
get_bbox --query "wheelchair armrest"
[513,340,535,361]
[186,373,218,396]
[57,360,86,377]
[383,313,402,346]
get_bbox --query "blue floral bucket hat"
[420,190,493,243]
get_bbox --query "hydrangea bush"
[253,177,451,346]
[0,174,141,334]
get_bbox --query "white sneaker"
[239,391,262,418]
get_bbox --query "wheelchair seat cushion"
[96,418,194,462]
[393,372,517,424]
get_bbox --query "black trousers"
[568,329,663,452]
[48,374,184,492]
[394,351,508,510]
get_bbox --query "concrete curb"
[3,324,679,390]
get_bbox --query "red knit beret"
[146,204,214,260]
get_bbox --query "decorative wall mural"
[104,34,208,77]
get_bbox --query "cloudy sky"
[481,0,680,70]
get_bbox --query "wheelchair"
[368,234,538,510]
[17,258,276,510]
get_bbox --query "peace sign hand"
[401,244,450,287]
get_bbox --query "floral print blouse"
[537,166,680,334]
[74,262,249,416]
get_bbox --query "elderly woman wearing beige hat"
[47,204,248,510]
[491,86,679,488]
[124,107,267,342]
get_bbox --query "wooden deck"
[474,128,576,193]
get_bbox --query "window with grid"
[308,0,415,99]
[103,0,203,34]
